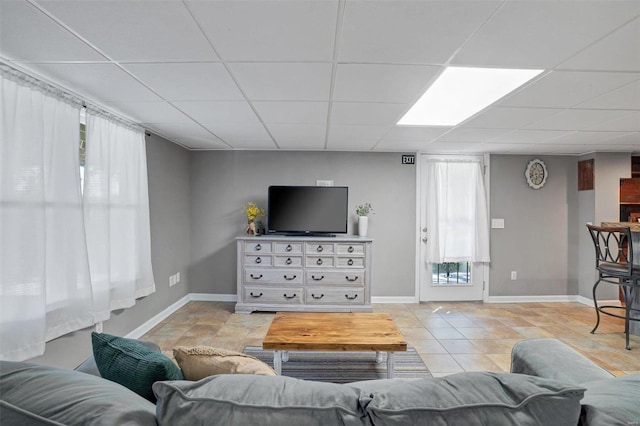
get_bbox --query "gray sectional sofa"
[1,338,638,425]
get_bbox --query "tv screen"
[267,186,348,235]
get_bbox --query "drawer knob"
[255,244,262,251]
[255,257,262,264]
[311,293,324,300]
[284,274,297,281]
[345,276,358,282]
[317,245,323,252]
[286,258,292,265]
[283,293,297,299]
[311,275,324,281]
[286,244,292,252]
[345,294,358,300]
[316,258,323,265]
[250,274,263,280]
[347,259,354,266]
[348,246,354,253]
[250,292,263,298]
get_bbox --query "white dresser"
[235,235,373,314]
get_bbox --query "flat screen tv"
[267,186,348,236]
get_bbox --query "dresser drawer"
[243,287,303,304]
[304,288,365,305]
[336,257,365,268]
[336,243,365,255]
[274,242,303,254]
[306,243,334,255]
[245,255,272,266]
[304,270,364,286]
[306,256,334,268]
[244,268,303,284]
[245,241,272,254]
[274,255,303,267]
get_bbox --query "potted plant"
[244,202,265,236]
[355,203,374,237]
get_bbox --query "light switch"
[491,218,505,229]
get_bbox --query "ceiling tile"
[202,123,276,149]
[327,125,388,149]
[605,132,640,145]
[0,1,105,62]
[576,79,640,110]
[146,123,228,149]
[333,64,440,103]
[187,0,338,62]
[416,141,485,154]
[382,126,450,142]
[452,1,640,68]
[339,0,500,64]
[24,63,161,102]
[491,129,573,144]
[267,124,327,149]
[34,0,218,62]
[462,107,562,129]
[229,63,332,101]
[173,101,260,124]
[499,71,639,108]
[436,128,512,143]
[330,102,407,126]
[102,101,193,124]
[559,18,640,72]
[253,102,328,124]
[525,109,626,131]
[123,63,243,101]
[590,111,640,132]
[545,131,631,145]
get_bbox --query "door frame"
[413,153,491,302]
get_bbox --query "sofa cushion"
[361,372,585,426]
[173,346,277,380]
[579,373,640,426]
[153,374,369,426]
[510,338,613,385]
[91,332,183,402]
[75,338,161,377]
[0,360,156,426]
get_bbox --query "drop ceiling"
[1,0,639,155]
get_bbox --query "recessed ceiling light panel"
[397,67,544,126]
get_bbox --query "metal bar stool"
[586,224,640,350]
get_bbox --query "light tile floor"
[142,301,640,377]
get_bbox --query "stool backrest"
[586,224,633,275]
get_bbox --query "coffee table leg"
[375,351,383,363]
[282,351,289,362]
[273,350,282,375]
[387,352,395,378]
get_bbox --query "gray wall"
[28,133,192,368]
[489,155,578,297]
[188,151,416,298]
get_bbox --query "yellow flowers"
[244,202,265,221]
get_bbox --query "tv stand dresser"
[235,235,372,314]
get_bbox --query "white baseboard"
[485,295,580,304]
[125,293,237,339]
[372,296,419,304]
[576,296,622,307]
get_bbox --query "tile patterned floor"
[142,301,640,377]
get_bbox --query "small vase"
[358,215,368,237]
[246,219,257,236]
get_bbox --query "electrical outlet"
[511,271,517,280]
[176,272,180,283]
[316,180,333,186]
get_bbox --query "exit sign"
[401,155,415,165]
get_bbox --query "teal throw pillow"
[91,332,183,402]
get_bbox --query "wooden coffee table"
[262,312,407,378]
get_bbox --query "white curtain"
[0,70,93,360]
[424,158,490,263]
[84,111,155,321]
